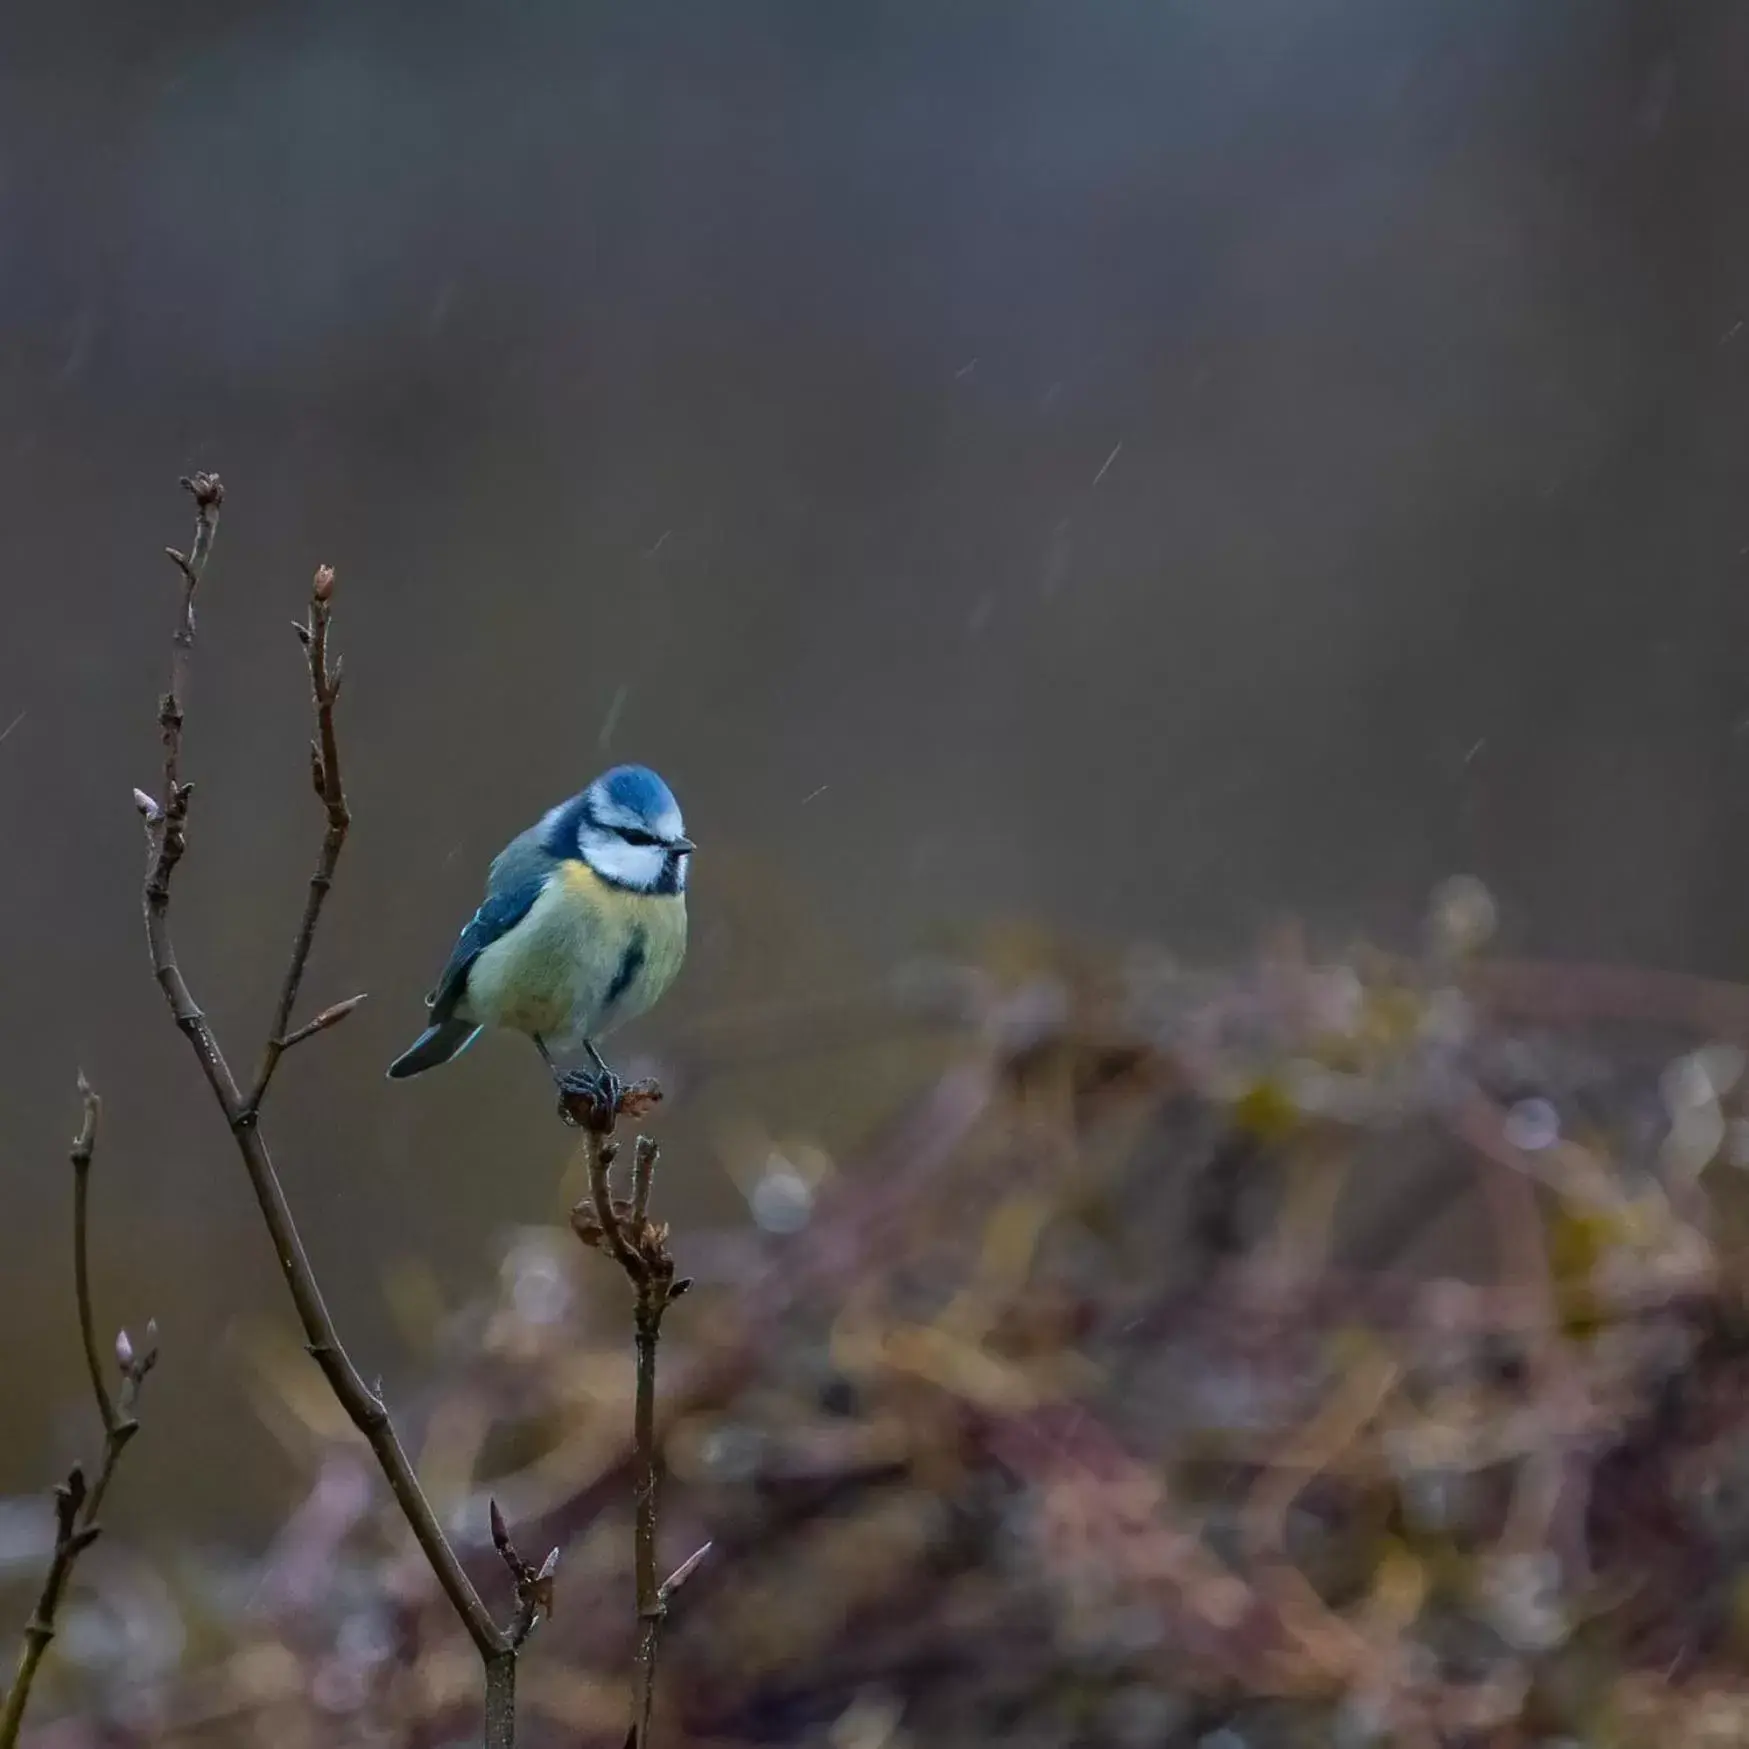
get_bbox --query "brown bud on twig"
[278,993,368,1052]
[531,1546,560,1618]
[619,1082,665,1122]
[490,1498,561,1647]
[312,564,335,603]
[179,472,224,510]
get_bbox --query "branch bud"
[179,472,224,510]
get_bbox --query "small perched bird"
[387,764,693,1097]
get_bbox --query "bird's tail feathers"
[385,1019,482,1080]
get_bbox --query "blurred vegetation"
[16,887,1749,1745]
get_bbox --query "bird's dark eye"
[620,828,659,847]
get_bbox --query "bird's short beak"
[670,836,696,855]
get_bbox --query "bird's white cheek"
[583,838,667,890]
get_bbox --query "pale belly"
[459,872,686,1047]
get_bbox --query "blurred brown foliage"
[19,888,1749,1746]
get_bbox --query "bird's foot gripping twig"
[554,1067,663,1132]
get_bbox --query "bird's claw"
[556,1066,621,1131]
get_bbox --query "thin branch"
[135,484,526,1745]
[69,1076,114,1435]
[275,991,368,1054]
[572,1115,688,1748]
[0,1471,98,1749]
[0,1081,155,1749]
[630,1291,664,1749]
[143,473,221,916]
[247,564,352,1114]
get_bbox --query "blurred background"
[6,2,1749,1743]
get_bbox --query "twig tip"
[658,1540,713,1603]
[179,471,224,510]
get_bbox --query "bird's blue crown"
[591,764,680,829]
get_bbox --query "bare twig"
[571,1109,693,1748]
[489,1500,560,1650]
[0,1080,156,1749]
[0,1471,98,1749]
[69,1076,114,1438]
[143,472,221,916]
[135,483,527,1746]
[247,564,353,1114]
[275,991,368,1054]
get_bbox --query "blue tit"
[386,763,693,1088]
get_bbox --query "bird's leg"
[575,1039,622,1112]
[538,1033,621,1122]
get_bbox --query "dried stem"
[70,1078,115,1439]
[631,1294,664,1746]
[247,565,349,1113]
[572,1113,702,1747]
[135,480,527,1746]
[0,1081,155,1749]
[0,1472,98,1749]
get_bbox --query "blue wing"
[427,845,551,1021]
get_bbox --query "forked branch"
[0,1080,156,1749]
[134,479,533,1746]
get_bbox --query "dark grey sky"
[3,0,1748,1536]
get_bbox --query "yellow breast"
[463,860,687,1046]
